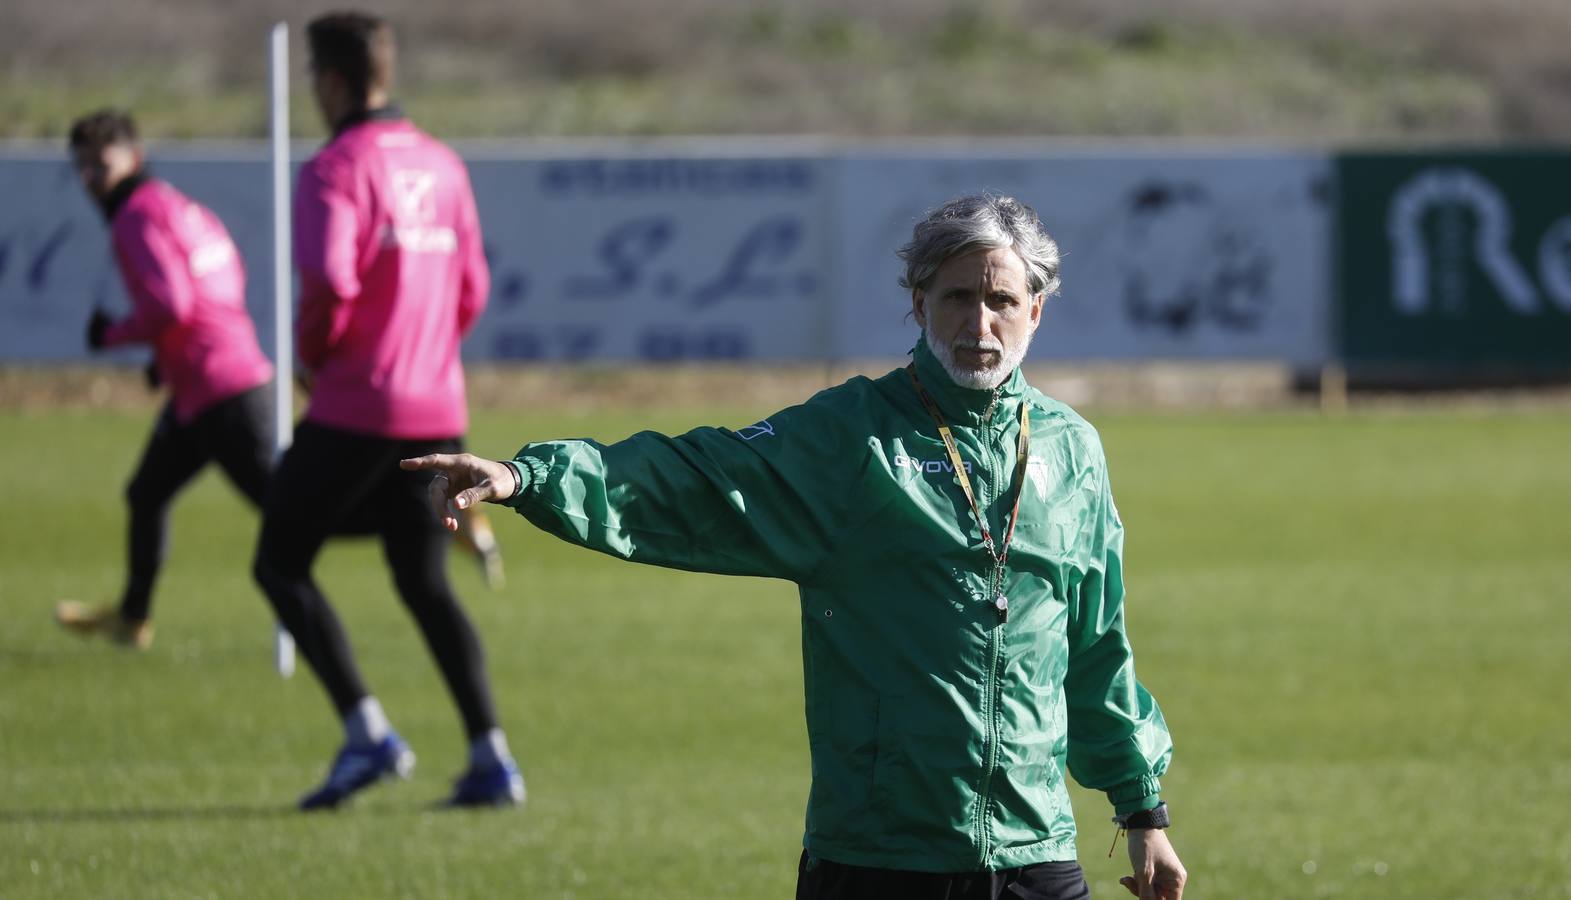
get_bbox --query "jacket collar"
[332,102,406,138]
[101,170,151,222]
[910,335,1027,426]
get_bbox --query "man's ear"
[911,289,927,328]
[1027,291,1044,333]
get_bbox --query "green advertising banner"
[1339,152,1571,368]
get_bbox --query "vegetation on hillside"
[4,0,1569,140]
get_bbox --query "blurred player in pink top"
[55,109,275,651]
[251,12,522,810]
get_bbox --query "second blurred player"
[56,109,275,650]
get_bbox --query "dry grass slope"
[5,0,1571,140]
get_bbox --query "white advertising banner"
[0,144,1331,365]
[464,154,833,362]
[831,150,1332,365]
[0,149,835,364]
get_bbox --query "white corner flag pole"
[269,21,297,679]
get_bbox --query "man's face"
[71,141,141,204]
[912,247,1044,390]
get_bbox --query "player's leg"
[251,421,412,809]
[455,506,505,590]
[199,382,275,509]
[56,402,206,648]
[379,437,523,807]
[252,421,374,708]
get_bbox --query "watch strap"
[1114,801,1170,830]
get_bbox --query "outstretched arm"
[404,392,866,584]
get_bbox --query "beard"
[925,320,1033,390]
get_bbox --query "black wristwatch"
[1113,802,1170,830]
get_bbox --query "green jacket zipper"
[974,388,1006,867]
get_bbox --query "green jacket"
[504,338,1171,872]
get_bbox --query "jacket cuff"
[501,455,548,508]
[1107,776,1163,816]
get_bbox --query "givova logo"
[893,454,972,474]
[1390,167,1571,315]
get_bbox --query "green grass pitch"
[2,404,1568,898]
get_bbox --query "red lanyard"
[907,365,1031,620]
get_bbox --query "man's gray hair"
[898,193,1062,298]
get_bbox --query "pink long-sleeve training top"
[103,178,274,423]
[294,113,489,440]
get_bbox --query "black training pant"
[251,420,498,741]
[796,852,1092,900]
[120,384,274,622]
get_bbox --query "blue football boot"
[447,758,526,808]
[299,733,416,811]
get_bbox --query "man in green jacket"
[404,193,1187,900]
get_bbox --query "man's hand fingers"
[401,453,460,471]
[408,454,504,525]
[454,486,489,510]
[427,472,460,531]
[1155,872,1185,899]
[1119,876,1140,897]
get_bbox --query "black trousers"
[120,384,274,622]
[251,421,499,741]
[796,852,1092,900]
